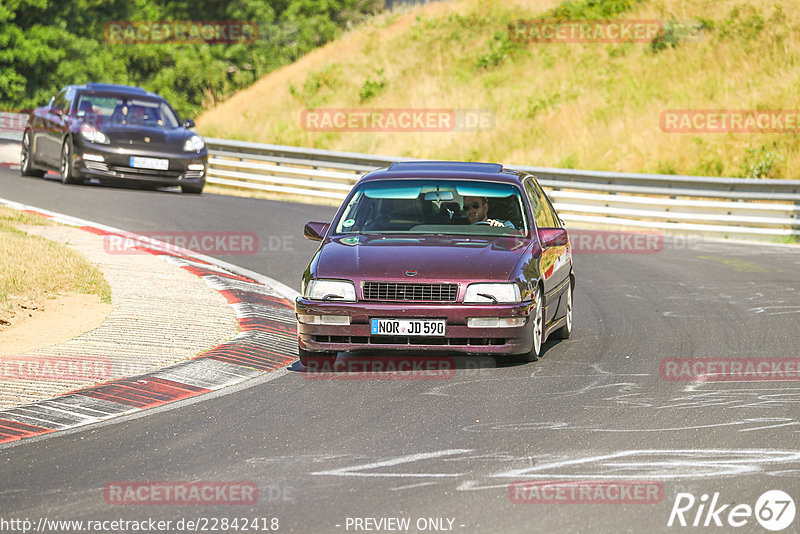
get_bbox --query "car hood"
[100,125,190,148]
[315,234,532,282]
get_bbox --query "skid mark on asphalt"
[460,417,800,434]
[299,448,800,493]
[311,449,474,478]
[422,360,649,399]
[749,305,800,315]
[612,384,800,410]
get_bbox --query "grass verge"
[0,206,111,326]
[197,0,800,179]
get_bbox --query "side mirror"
[183,118,195,128]
[539,227,568,248]
[304,221,330,242]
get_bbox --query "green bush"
[742,145,782,179]
[358,68,386,102]
[0,0,382,118]
[649,20,707,53]
[544,0,647,20]
[477,31,517,69]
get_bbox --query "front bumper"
[296,298,535,355]
[73,140,206,186]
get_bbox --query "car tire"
[20,131,45,177]
[298,346,337,369]
[511,285,543,363]
[181,183,204,194]
[551,281,573,340]
[60,139,81,185]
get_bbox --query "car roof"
[72,83,161,99]
[359,161,529,185]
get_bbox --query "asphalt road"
[1,169,800,533]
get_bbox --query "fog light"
[298,314,351,325]
[82,153,104,162]
[187,163,205,171]
[467,317,526,328]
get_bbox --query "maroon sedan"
[296,161,574,365]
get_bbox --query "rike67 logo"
[668,490,795,531]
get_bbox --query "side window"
[532,179,558,227]
[63,88,76,114]
[52,90,68,113]
[524,178,550,228]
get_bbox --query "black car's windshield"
[75,94,180,129]
[334,179,528,236]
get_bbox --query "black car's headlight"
[183,135,205,152]
[464,283,521,303]
[304,279,356,302]
[79,125,110,145]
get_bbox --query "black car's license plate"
[130,156,169,170]
[370,318,446,336]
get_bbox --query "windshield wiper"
[477,293,498,303]
[322,294,344,301]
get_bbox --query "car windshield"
[333,179,528,236]
[75,94,180,129]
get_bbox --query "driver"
[125,105,146,125]
[462,196,514,228]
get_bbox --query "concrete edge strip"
[0,197,299,445]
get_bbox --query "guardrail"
[0,112,26,142]
[206,137,800,241]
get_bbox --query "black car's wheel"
[552,281,573,340]
[511,285,543,363]
[298,346,337,369]
[20,131,45,177]
[60,139,81,185]
[181,183,204,194]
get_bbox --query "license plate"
[129,156,169,170]
[370,318,446,336]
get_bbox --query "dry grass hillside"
[197,0,800,179]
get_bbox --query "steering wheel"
[474,221,493,226]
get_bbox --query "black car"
[20,83,207,194]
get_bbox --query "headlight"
[79,125,109,144]
[297,314,351,325]
[467,317,527,328]
[304,279,356,302]
[183,135,205,152]
[464,283,521,304]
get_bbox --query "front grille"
[312,335,506,346]
[109,165,182,178]
[362,282,458,302]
